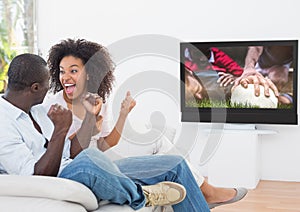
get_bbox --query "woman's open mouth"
[64,83,76,95]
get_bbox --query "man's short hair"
[8,53,48,90]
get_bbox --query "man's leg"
[59,148,146,210]
[265,65,289,91]
[115,155,210,212]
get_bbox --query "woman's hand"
[81,93,103,116]
[98,91,136,151]
[120,91,136,117]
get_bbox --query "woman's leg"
[59,148,146,210]
[115,155,210,212]
[158,137,241,206]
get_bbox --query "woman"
[44,38,247,209]
[44,38,135,152]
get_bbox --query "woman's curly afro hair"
[47,38,115,103]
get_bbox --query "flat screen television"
[180,40,298,125]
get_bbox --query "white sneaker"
[142,181,186,207]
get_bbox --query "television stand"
[202,124,277,189]
[223,123,256,130]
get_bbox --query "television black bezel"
[180,40,298,125]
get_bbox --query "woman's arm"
[97,91,136,151]
[69,93,103,158]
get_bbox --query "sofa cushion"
[95,201,157,212]
[0,175,98,211]
[0,196,87,212]
[0,175,167,212]
[103,126,177,161]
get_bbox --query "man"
[0,53,210,211]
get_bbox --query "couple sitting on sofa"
[0,38,247,211]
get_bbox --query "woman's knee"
[159,155,188,171]
[163,155,185,163]
[81,147,101,156]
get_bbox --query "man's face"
[36,69,50,104]
[185,70,204,101]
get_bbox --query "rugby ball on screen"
[231,84,278,108]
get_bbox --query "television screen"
[180,40,298,124]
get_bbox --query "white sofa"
[0,174,161,212]
[0,125,177,211]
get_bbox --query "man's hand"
[47,104,72,134]
[217,72,236,87]
[232,46,279,97]
[233,70,279,97]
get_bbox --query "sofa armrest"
[0,175,98,211]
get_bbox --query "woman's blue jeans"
[59,148,209,211]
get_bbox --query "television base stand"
[223,123,256,130]
[206,127,276,189]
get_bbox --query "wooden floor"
[212,180,300,212]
